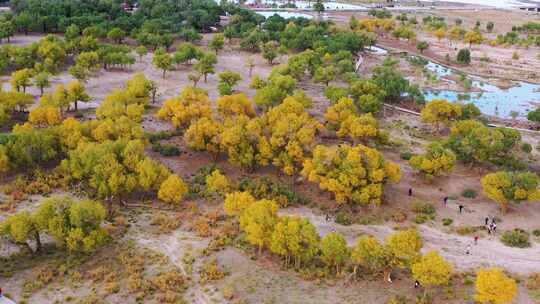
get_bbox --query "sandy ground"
[2,31,540,303]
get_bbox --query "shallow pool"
[422,60,540,119]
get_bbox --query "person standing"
[485,217,489,226]
[443,197,448,206]
[459,204,464,213]
[474,236,479,245]
[408,188,412,196]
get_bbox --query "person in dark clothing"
[415,280,420,288]
[485,217,489,226]
[408,188,412,196]
[325,214,330,222]
[459,205,464,213]
[443,197,448,205]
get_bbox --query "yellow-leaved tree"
[28,105,62,127]
[223,191,256,216]
[412,251,453,292]
[158,174,188,204]
[217,93,256,118]
[262,96,322,176]
[409,142,456,180]
[481,171,540,214]
[239,199,278,254]
[269,215,320,268]
[183,117,222,159]
[320,231,349,274]
[324,97,381,143]
[301,144,401,206]
[385,229,423,269]
[475,268,517,304]
[156,86,212,128]
[351,235,391,278]
[205,169,230,194]
[136,157,171,193]
[220,115,272,172]
[420,99,462,132]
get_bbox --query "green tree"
[153,53,173,78]
[135,45,148,61]
[481,171,540,213]
[416,41,429,53]
[486,21,494,32]
[107,27,126,44]
[320,232,349,274]
[456,48,471,64]
[34,196,108,253]
[209,33,225,54]
[448,120,521,165]
[66,80,91,111]
[218,70,242,96]
[195,52,217,83]
[34,72,50,96]
[527,108,540,123]
[261,41,279,65]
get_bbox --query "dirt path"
[136,229,226,304]
[282,206,540,274]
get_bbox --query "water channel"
[255,12,540,119]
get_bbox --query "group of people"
[485,216,497,234]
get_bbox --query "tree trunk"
[74,100,78,112]
[204,73,208,83]
[34,231,42,252]
[40,86,44,96]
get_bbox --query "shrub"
[238,176,307,206]
[512,52,520,60]
[526,273,540,290]
[150,270,185,293]
[392,210,408,223]
[521,143,532,154]
[456,226,480,235]
[413,214,431,224]
[151,213,181,232]
[456,48,471,65]
[501,229,530,248]
[461,188,477,198]
[199,258,227,284]
[411,201,436,215]
[400,151,413,160]
[387,295,409,304]
[533,229,540,237]
[442,218,453,226]
[152,143,181,156]
[335,212,353,226]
